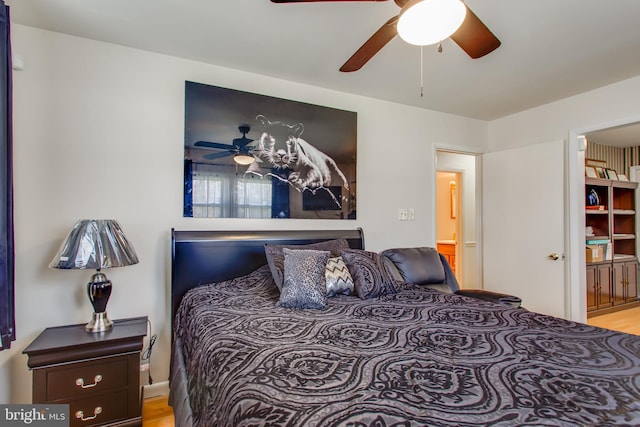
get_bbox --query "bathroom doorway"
[436,171,460,277]
[436,151,479,289]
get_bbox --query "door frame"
[568,113,640,323]
[567,130,587,322]
[434,148,483,290]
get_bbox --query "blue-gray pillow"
[277,248,330,310]
[325,256,354,297]
[265,239,349,292]
[340,249,397,299]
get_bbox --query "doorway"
[436,150,479,289]
[581,124,640,318]
[568,117,640,322]
[436,171,460,278]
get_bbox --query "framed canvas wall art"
[183,81,357,219]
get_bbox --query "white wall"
[0,25,489,404]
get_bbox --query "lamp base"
[86,312,113,333]
[86,270,113,333]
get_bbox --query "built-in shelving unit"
[586,177,640,316]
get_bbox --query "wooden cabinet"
[437,242,456,275]
[586,262,613,312]
[613,260,638,305]
[23,317,147,427]
[586,177,640,317]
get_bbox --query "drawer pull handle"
[75,374,102,388]
[75,407,102,422]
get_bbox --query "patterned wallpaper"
[586,142,640,178]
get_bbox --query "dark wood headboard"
[171,228,365,322]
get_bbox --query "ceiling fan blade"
[271,0,387,3]
[393,0,409,7]
[195,141,235,150]
[340,15,399,72]
[233,137,254,147]
[204,151,234,160]
[450,6,501,59]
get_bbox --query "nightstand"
[23,316,147,427]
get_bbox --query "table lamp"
[50,219,139,332]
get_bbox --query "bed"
[169,229,640,426]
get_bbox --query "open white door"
[482,140,566,318]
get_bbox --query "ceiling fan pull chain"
[420,45,424,97]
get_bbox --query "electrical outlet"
[408,208,415,220]
[140,362,149,372]
[398,208,408,220]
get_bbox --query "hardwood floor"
[142,307,640,426]
[142,395,174,427]
[587,305,640,335]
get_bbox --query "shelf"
[612,180,639,189]
[586,210,609,215]
[613,254,638,262]
[585,177,611,186]
[613,209,635,215]
[613,234,635,240]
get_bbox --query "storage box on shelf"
[585,177,640,317]
[586,244,605,263]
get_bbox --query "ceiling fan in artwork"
[194,125,256,165]
[271,0,501,72]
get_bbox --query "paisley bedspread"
[174,265,640,426]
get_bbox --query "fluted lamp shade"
[50,220,139,333]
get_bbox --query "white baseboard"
[143,381,169,398]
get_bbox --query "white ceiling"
[585,123,640,148]
[7,0,640,123]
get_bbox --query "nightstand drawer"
[24,317,147,427]
[69,389,128,427]
[46,357,128,401]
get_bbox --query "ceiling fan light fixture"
[397,0,467,46]
[233,153,255,165]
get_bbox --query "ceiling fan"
[194,125,256,165]
[271,0,501,72]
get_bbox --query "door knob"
[548,253,560,260]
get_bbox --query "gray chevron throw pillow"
[325,256,354,297]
